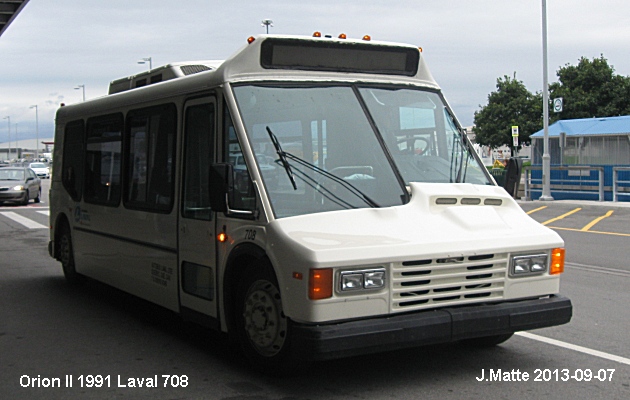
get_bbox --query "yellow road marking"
[526,206,548,214]
[541,208,582,226]
[581,210,614,232]
[547,226,630,237]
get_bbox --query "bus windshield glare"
[233,84,490,219]
[359,87,491,187]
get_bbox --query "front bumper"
[291,295,572,361]
[0,190,27,202]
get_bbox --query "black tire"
[234,260,298,374]
[34,188,41,203]
[460,333,514,348]
[21,190,29,205]
[58,222,81,284]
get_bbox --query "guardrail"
[523,166,605,201]
[613,167,630,202]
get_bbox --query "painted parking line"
[541,207,582,225]
[526,206,548,214]
[580,210,614,232]
[567,262,630,278]
[0,211,48,229]
[516,332,630,366]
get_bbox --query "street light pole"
[541,0,554,200]
[3,116,10,161]
[30,105,39,159]
[138,57,152,71]
[75,84,86,102]
[262,19,273,34]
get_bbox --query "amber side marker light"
[217,232,227,243]
[309,268,333,300]
[550,248,565,275]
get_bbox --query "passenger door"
[178,97,218,320]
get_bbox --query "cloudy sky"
[1,0,630,142]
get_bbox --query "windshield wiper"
[266,126,379,208]
[266,126,297,190]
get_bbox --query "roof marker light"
[338,33,347,39]
[313,31,322,37]
[247,36,256,44]
[362,35,371,41]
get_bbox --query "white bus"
[49,33,572,371]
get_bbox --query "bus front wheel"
[235,261,296,373]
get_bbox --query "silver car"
[0,167,42,205]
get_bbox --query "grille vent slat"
[392,253,508,311]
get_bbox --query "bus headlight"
[340,268,386,292]
[510,254,548,276]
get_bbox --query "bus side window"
[84,113,123,206]
[62,120,85,201]
[124,104,177,212]
[182,102,215,220]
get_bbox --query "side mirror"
[503,157,523,198]
[209,163,232,213]
[209,163,256,217]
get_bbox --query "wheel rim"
[242,280,287,357]
[59,233,71,267]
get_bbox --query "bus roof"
[215,34,438,87]
[60,34,440,118]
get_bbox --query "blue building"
[530,116,630,201]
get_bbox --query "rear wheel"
[58,222,81,284]
[34,188,41,203]
[234,260,297,373]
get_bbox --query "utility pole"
[540,0,554,200]
[3,116,10,161]
[30,105,39,159]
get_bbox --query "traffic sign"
[553,97,563,113]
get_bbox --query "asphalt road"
[1,184,628,399]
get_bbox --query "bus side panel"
[72,205,179,312]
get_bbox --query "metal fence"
[524,166,605,201]
[613,167,630,201]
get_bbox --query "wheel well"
[222,243,271,335]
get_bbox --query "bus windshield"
[233,84,490,219]
[359,87,490,186]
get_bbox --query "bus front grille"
[391,253,507,311]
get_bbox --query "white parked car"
[28,162,50,179]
